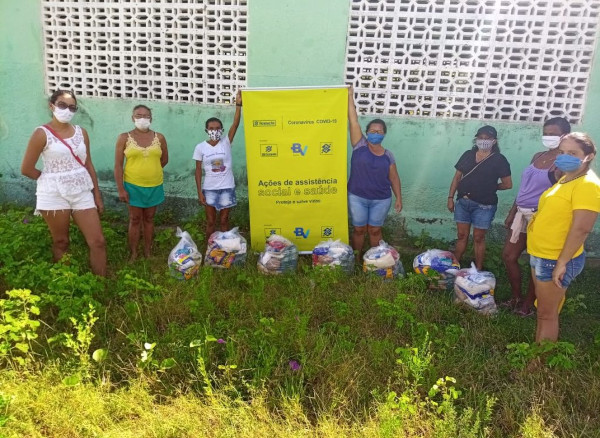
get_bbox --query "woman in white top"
[21,90,106,276]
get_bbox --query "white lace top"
[36,125,94,196]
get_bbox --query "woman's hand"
[198,192,207,206]
[118,189,129,203]
[94,191,104,215]
[394,198,402,213]
[504,212,515,229]
[447,198,455,213]
[552,262,566,288]
[236,90,242,106]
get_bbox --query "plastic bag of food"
[413,249,460,289]
[453,263,497,315]
[204,227,247,268]
[312,239,354,273]
[363,240,404,279]
[257,234,298,275]
[168,227,202,280]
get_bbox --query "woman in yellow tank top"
[114,105,169,260]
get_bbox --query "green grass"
[1,204,599,437]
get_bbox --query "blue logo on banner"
[321,143,332,154]
[293,227,310,238]
[321,227,333,238]
[291,143,308,156]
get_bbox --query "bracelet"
[236,104,242,107]
[448,196,453,199]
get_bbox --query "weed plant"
[0,205,599,437]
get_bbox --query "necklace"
[560,172,588,184]
[534,150,557,167]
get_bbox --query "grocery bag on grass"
[257,234,298,275]
[363,240,404,279]
[453,263,497,315]
[204,227,247,268]
[413,249,460,289]
[168,227,202,280]
[312,239,354,273]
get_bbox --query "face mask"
[134,118,151,131]
[555,154,587,172]
[207,129,223,141]
[53,106,74,123]
[542,136,561,149]
[476,139,494,150]
[366,133,385,144]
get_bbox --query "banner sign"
[243,87,348,252]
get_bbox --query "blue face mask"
[555,154,584,172]
[366,133,385,144]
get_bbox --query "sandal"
[499,298,521,310]
[514,307,535,317]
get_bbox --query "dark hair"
[205,117,223,130]
[472,125,500,153]
[561,132,596,156]
[365,118,387,134]
[544,117,571,135]
[49,89,77,105]
[133,104,152,115]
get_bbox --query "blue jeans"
[348,193,392,227]
[203,188,237,211]
[454,197,497,230]
[530,252,585,289]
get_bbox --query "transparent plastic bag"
[362,240,404,279]
[312,239,354,273]
[257,234,298,275]
[453,263,497,315]
[168,227,202,280]
[204,227,247,268]
[413,249,460,289]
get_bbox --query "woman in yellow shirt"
[115,105,168,260]
[527,132,600,342]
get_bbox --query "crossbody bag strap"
[42,124,86,168]
[460,152,495,181]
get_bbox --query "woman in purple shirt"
[501,117,570,315]
[347,87,402,254]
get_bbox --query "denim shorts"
[530,252,585,289]
[203,188,237,211]
[348,193,392,227]
[454,197,497,230]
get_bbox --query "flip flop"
[514,307,535,317]
[499,298,521,310]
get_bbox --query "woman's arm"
[504,201,518,229]
[347,86,363,147]
[21,128,46,180]
[497,175,512,190]
[195,160,206,206]
[447,169,462,212]
[553,209,599,287]
[82,128,104,214]
[158,133,169,168]
[114,133,129,203]
[228,90,242,144]
[389,163,402,212]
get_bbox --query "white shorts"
[35,190,96,214]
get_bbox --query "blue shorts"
[203,188,236,211]
[530,252,585,289]
[454,197,497,230]
[348,193,392,227]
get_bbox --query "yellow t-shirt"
[527,170,600,259]
[123,133,163,187]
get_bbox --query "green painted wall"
[2,0,600,252]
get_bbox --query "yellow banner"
[243,87,348,252]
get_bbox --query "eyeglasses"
[54,102,78,112]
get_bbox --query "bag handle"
[461,152,495,181]
[42,124,86,168]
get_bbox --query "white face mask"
[134,118,151,131]
[207,129,223,141]
[475,139,494,150]
[53,106,74,123]
[542,135,561,150]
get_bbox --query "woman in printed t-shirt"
[193,90,242,237]
[447,125,512,270]
[501,117,570,315]
[347,86,403,254]
[114,104,169,261]
[527,132,600,342]
[21,89,106,276]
